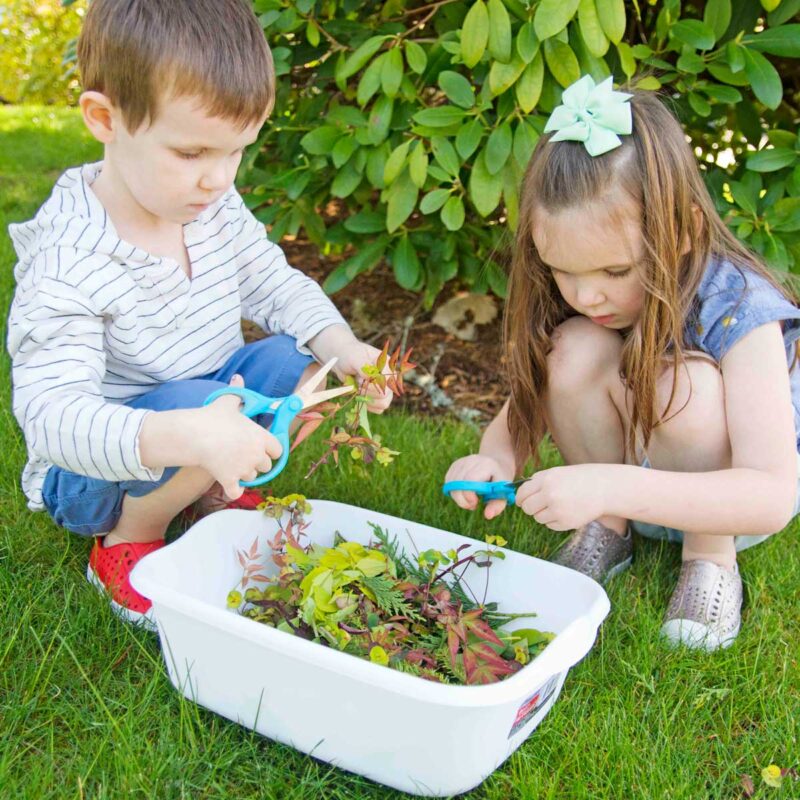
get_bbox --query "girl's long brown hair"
[505,89,796,466]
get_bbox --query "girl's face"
[531,195,647,329]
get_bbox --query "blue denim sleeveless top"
[684,257,800,450]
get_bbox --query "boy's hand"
[197,375,282,499]
[514,464,608,531]
[444,455,515,520]
[308,325,393,413]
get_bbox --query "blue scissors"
[203,358,353,487]
[442,479,528,505]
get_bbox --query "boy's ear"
[79,91,119,144]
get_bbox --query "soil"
[243,235,509,424]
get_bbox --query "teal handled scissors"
[442,479,528,505]
[203,358,353,487]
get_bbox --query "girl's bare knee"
[547,316,623,393]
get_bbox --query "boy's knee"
[547,316,623,392]
[126,379,229,412]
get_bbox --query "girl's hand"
[515,464,609,531]
[196,375,283,499]
[444,454,515,520]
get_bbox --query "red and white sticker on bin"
[508,673,562,738]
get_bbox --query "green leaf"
[323,237,388,293]
[578,0,610,57]
[441,196,466,231]
[386,173,418,232]
[726,41,746,72]
[515,51,545,113]
[339,35,390,81]
[688,92,712,117]
[729,179,758,215]
[743,48,783,110]
[381,47,404,98]
[461,1,490,68]
[330,162,363,198]
[513,120,540,168]
[300,125,342,155]
[702,84,742,103]
[677,51,706,74]
[486,123,513,175]
[431,136,461,177]
[488,0,512,62]
[469,148,503,217]
[635,75,662,90]
[392,235,421,289]
[420,188,451,214]
[595,0,626,44]
[456,119,484,160]
[438,71,476,109]
[767,198,800,232]
[742,25,800,58]
[357,56,384,107]
[534,0,580,40]
[409,143,429,188]
[616,42,636,77]
[405,40,427,74]
[332,136,358,168]
[746,147,797,172]
[384,139,412,186]
[703,0,731,41]
[502,162,520,231]
[768,0,800,26]
[671,20,716,51]
[344,210,386,233]
[488,53,527,95]
[413,106,467,127]
[707,61,750,86]
[543,39,581,88]
[367,95,394,145]
[516,21,541,63]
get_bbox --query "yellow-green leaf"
[534,0,580,40]
[515,51,545,113]
[409,143,428,188]
[616,41,635,77]
[516,21,540,63]
[595,0,626,44]
[489,53,527,95]
[578,0,609,57]
[381,46,404,98]
[543,39,581,88]
[369,645,390,665]
[461,0,489,68]
[760,0,781,10]
[469,148,503,217]
[488,0,512,62]
[635,75,661,90]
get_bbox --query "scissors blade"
[295,357,354,408]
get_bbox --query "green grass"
[1,105,798,800]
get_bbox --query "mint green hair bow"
[544,75,633,157]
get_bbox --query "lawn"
[1,106,798,800]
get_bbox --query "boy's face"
[108,94,265,224]
[531,195,647,330]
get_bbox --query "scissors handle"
[442,480,518,504]
[203,388,304,487]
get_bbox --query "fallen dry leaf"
[432,293,498,341]
[740,774,755,798]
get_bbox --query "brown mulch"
[243,236,508,422]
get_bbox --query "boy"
[6,0,391,630]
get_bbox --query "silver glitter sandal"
[551,520,633,584]
[661,560,742,651]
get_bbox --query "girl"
[445,76,800,651]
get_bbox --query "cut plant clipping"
[433,292,498,341]
[227,495,552,685]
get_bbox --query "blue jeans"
[41,335,312,536]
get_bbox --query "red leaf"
[376,340,389,372]
[462,609,505,648]
[237,552,246,568]
[290,417,324,452]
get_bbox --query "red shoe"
[87,538,164,630]
[225,488,264,511]
[184,486,264,525]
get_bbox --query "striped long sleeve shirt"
[7,162,348,510]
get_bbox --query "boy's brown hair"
[77,0,274,132]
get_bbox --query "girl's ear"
[680,204,704,256]
[79,91,118,145]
